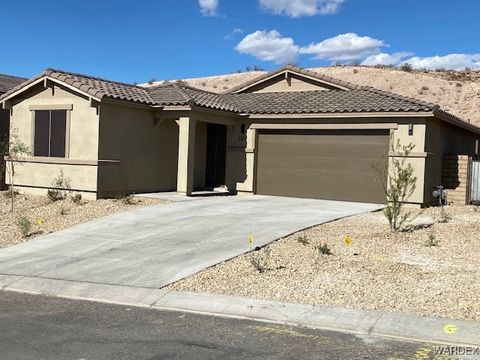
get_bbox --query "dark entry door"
[205,124,227,188]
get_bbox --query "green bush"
[297,235,310,246]
[316,243,332,255]
[425,234,439,247]
[17,216,31,237]
[47,170,71,202]
[399,63,413,72]
[70,193,83,204]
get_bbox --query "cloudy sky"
[1,0,479,82]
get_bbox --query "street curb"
[1,276,479,347]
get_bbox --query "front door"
[205,124,227,188]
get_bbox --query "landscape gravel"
[0,192,167,248]
[169,206,480,321]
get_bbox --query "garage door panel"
[255,130,388,203]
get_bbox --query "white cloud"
[199,0,219,16]
[235,30,299,64]
[401,54,480,70]
[224,28,244,40]
[259,0,344,17]
[361,52,413,66]
[300,33,387,62]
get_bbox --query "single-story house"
[0,73,28,189]
[0,65,479,205]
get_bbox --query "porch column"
[176,117,196,195]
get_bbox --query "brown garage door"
[255,129,389,203]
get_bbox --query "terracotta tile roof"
[227,89,435,114]
[0,69,155,105]
[1,67,477,135]
[147,83,239,112]
[0,74,27,94]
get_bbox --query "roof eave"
[0,75,103,106]
[433,108,480,135]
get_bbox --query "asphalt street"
[0,291,440,360]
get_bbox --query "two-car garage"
[254,129,390,204]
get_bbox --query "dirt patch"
[0,191,168,249]
[168,206,480,321]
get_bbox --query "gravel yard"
[169,206,480,321]
[0,191,167,249]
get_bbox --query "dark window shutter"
[50,110,67,157]
[34,110,50,157]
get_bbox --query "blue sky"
[1,0,479,83]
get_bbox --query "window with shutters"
[33,110,67,157]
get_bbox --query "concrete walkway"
[0,195,380,289]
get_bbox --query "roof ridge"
[46,68,145,90]
[171,83,195,106]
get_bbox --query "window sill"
[5,157,120,166]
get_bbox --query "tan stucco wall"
[6,83,99,196]
[245,74,335,93]
[97,102,179,196]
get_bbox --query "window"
[34,110,67,157]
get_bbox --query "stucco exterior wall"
[97,102,179,197]
[245,74,335,93]
[424,118,479,204]
[6,83,99,197]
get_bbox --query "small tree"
[373,140,417,232]
[0,129,30,212]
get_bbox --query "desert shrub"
[399,63,413,72]
[316,243,332,255]
[47,170,71,202]
[70,193,83,204]
[353,68,359,74]
[1,129,31,212]
[437,207,452,223]
[17,216,31,237]
[425,234,439,247]
[297,235,310,246]
[250,249,272,273]
[373,140,418,232]
[59,206,69,216]
[120,194,136,205]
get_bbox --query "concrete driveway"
[0,196,381,289]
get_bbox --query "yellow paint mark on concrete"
[443,324,457,334]
[344,235,353,245]
[248,235,255,245]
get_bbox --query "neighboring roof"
[225,65,365,94]
[0,69,155,105]
[0,74,27,94]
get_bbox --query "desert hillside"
[142,66,480,125]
